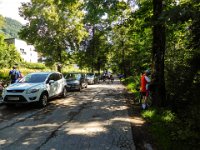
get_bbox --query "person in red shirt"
[140,70,151,109]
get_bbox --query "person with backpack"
[9,66,20,84]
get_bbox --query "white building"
[5,38,38,63]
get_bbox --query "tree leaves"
[19,0,87,67]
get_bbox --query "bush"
[22,62,47,69]
[0,68,50,81]
[0,69,10,80]
[142,108,175,149]
[122,76,140,92]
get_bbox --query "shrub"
[22,62,47,69]
[0,68,50,81]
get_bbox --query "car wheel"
[62,87,67,98]
[85,83,88,88]
[38,93,48,107]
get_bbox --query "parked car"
[86,73,99,84]
[65,73,88,91]
[2,72,67,107]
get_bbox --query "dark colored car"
[86,73,99,85]
[65,73,88,91]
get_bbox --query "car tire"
[61,87,67,98]
[38,92,48,107]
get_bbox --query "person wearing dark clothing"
[9,66,20,84]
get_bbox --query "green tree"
[0,34,22,68]
[0,17,22,38]
[80,0,134,74]
[19,0,88,72]
[0,15,4,28]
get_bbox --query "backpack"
[10,70,17,80]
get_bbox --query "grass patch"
[142,108,175,150]
[123,75,200,149]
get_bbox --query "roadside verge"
[124,90,156,150]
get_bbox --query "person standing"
[9,66,20,84]
[140,70,151,109]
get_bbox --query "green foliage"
[7,0,199,148]
[142,106,200,149]
[0,68,50,82]
[0,69,10,80]
[19,0,88,66]
[0,17,22,68]
[164,2,200,148]
[122,76,140,92]
[0,17,22,38]
[0,15,4,28]
[76,28,109,73]
[122,75,143,103]
[0,34,22,68]
[22,62,47,69]
[142,109,175,123]
[142,108,175,149]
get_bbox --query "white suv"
[2,72,67,107]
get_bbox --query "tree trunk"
[151,0,166,107]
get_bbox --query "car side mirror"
[49,80,55,84]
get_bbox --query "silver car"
[86,73,99,85]
[65,73,88,91]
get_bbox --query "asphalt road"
[0,80,135,150]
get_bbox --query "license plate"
[8,97,19,100]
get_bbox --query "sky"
[0,0,30,24]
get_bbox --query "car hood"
[6,83,43,90]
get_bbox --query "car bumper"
[87,79,94,84]
[67,84,80,90]
[2,92,41,104]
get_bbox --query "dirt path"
[124,91,156,150]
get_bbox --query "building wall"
[5,38,38,63]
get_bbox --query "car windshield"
[65,74,81,80]
[87,74,94,78]
[18,74,49,83]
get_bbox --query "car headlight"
[26,88,40,94]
